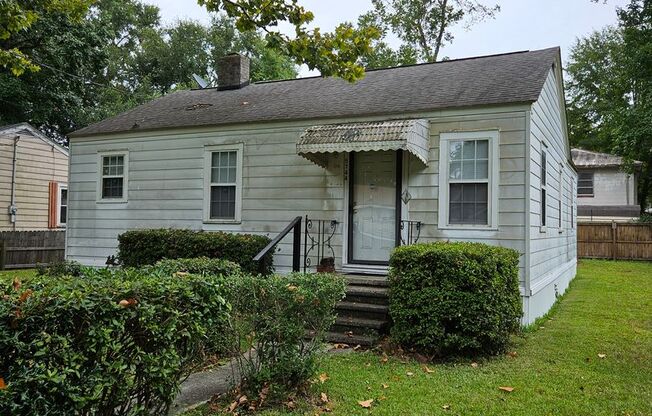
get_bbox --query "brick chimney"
[217,53,250,90]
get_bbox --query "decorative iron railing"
[400,220,422,246]
[303,216,338,273]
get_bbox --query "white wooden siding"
[527,67,578,319]
[66,106,530,274]
[0,131,68,230]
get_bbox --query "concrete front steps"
[326,274,390,347]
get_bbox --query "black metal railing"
[253,216,302,272]
[400,220,422,246]
[303,216,338,273]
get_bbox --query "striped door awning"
[297,119,430,168]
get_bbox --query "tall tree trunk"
[638,154,652,214]
[432,0,449,62]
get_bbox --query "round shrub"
[389,242,522,357]
[0,267,230,415]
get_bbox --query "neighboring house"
[571,148,641,222]
[67,48,577,324]
[0,123,69,231]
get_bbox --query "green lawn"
[0,268,36,281]
[190,259,652,415]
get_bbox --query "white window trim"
[438,130,500,230]
[203,143,244,224]
[540,144,548,232]
[96,151,129,203]
[56,183,67,227]
[558,162,563,233]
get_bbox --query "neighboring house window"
[577,171,594,197]
[98,152,128,201]
[541,148,547,227]
[204,144,243,222]
[58,185,67,226]
[438,131,499,229]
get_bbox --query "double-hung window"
[577,171,594,197]
[98,152,128,202]
[439,131,499,229]
[204,144,243,222]
[58,185,68,226]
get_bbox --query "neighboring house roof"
[70,47,561,138]
[571,148,642,168]
[0,123,69,156]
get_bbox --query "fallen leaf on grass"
[227,394,248,413]
[365,362,371,367]
[598,353,606,359]
[353,344,362,351]
[332,343,349,349]
[0,377,6,390]
[442,404,451,410]
[318,373,329,383]
[380,353,389,363]
[507,351,518,358]
[499,386,514,392]
[286,284,298,291]
[286,400,296,409]
[12,279,21,291]
[381,383,389,389]
[320,392,329,404]
[358,399,374,408]
[18,289,33,303]
[422,365,435,374]
[471,362,479,368]
[406,371,415,377]
[378,395,387,401]
[345,331,354,337]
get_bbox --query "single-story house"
[571,148,642,222]
[0,123,69,231]
[66,48,577,324]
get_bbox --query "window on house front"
[541,149,547,227]
[439,131,498,229]
[99,153,128,200]
[204,144,243,222]
[58,186,67,226]
[577,171,594,196]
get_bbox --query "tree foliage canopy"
[364,0,500,63]
[0,0,300,140]
[566,0,652,210]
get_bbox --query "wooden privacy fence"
[0,231,65,270]
[578,222,652,261]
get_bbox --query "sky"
[148,0,628,77]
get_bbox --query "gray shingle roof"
[71,47,560,138]
[571,148,643,168]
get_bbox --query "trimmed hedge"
[153,257,241,277]
[117,229,273,275]
[0,267,230,415]
[389,242,522,357]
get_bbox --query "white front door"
[350,151,398,263]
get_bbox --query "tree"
[364,0,500,63]
[0,0,300,139]
[356,12,417,69]
[198,0,379,81]
[566,0,652,211]
[0,0,91,75]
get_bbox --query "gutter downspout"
[9,135,20,230]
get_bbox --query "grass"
[0,268,36,281]
[188,260,652,415]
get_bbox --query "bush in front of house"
[0,267,230,415]
[117,229,273,275]
[36,260,85,277]
[153,257,242,277]
[389,242,522,357]
[225,273,346,400]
